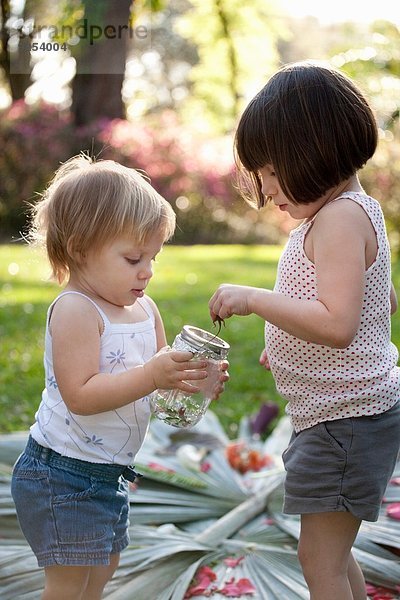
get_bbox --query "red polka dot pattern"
[265,192,400,432]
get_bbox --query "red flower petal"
[386,503,400,520]
[219,577,256,596]
[198,566,217,581]
[147,462,175,473]
[223,556,244,567]
[200,461,211,472]
[236,578,257,594]
[225,442,274,474]
[366,583,397,599]
[184,565,218,597]
[184,584,208,597]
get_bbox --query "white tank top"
[265,192,400,432]
[30,291,156,464]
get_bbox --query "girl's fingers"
[177,381,201,393]
[176,360,208,371]
[169,350,196,362]
[184,369,208,380]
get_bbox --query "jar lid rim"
[181,325,230,352]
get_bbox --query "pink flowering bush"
[0,101,292,244]
[0,101,100,237]
[360,127,400,257]
[2,101,400,249]
[96,111,243,244]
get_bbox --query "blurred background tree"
[174,0,282,134]
[70,0,132,125]
[1,0,48,100]
[0,0,399,252]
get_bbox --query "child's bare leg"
[83,553,120,600]
[42,565,90,600]
[298,511,365,600]
[348,551,367,600]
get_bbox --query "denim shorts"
[11,436,140,567]
[282,402,400,522]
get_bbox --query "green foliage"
[329,26,400,256]
[361,133,400,257]
[175,0,285,133]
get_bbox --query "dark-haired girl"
[209,61,400,600]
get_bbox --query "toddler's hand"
[144,347,208,393]
[259,348,271,370]
[210,359,230,401]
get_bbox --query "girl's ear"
[66,236,85,264]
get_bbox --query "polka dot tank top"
[264,192,400,432]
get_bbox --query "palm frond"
[269,480,400,594]
[1,413,400,599]
[105,550,207,599]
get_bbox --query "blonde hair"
[29,154,176,283]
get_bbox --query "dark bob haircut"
[234,61,378,208]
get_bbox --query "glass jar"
[150,325,230,428]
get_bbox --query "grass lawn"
[1,243,400,437]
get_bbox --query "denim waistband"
[25,436,141,483]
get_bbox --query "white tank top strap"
[137,296,155,323]
[47,291,110,331]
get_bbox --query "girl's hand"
[210,359,230,401]
[144,347,208,393]
[209,284,255,321]
[259,348,271,370]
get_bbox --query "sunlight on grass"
[0,243,284,435]
[1,244,399,437]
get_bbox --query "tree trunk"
[214,0,240,124]
[0,0,32,100]
[71,0,132,126]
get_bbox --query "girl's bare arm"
[390,282,398,315]
[210,201,375,349]
[51,295,207,416]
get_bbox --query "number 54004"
[31,42,68,51]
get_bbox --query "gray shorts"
[282,402,400,522]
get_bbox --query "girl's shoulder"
[50,290,104,315]
[48,291,104,335]
[313,194,377,235]
[307,194,380,266]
